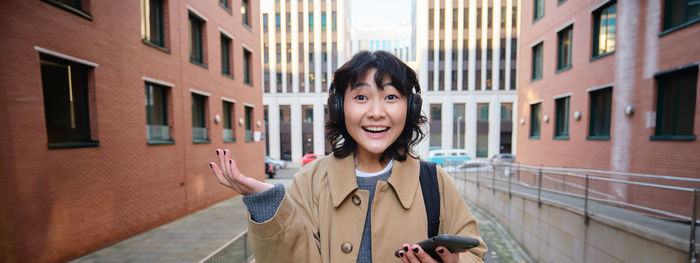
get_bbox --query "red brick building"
[516,0,700,217]
[0,0,262,261]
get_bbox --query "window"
[588,87,612,139]
[309,13,314,30]
[141,0,166,49]
[557,25,573,71]
[663,0,700,31]
[39,52,98,148]
[189,13,206,66]
[653,66,697,140]
[532,42,543,80]
[332,12,337,31]
[534,0,544,21]
[430,104,442,149]
[42,0,92,20]
[243,49,252,85]
[276,13,281,31]
[145,82,172,143]
[263,14,268,33]
[241,0,250,26]
[192,93,209,142]
[322,13,327,31]
[245,106,254,142]
[476,103,489,157]
[554,96,570,139]
[219,0,230,11]
[221,34,232,76]
[592,2,616,58]
[530,103,541,138]
[223,101,235,142]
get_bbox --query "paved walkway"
[70,195,249,263]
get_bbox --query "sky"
[350,0,411,30]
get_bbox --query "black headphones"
[327,82,423,125]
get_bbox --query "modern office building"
[260,0,351,164]
[414,0,520,159]
[516,0,699,216]
[352,25,414,62]
[0,1,262,261]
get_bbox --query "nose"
[366,100,386,120]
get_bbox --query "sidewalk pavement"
[70,195,249,263]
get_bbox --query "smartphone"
[394,234,480,261]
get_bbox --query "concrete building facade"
[0,0,262,261]
[414,0,520,159]
[260,0,351,164]
[516,0,700,217]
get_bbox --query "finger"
[411,244,438,263]
[209,162,227,185]
[403,244,421,263]
[217,149,227,178]
[397,249,409,263]
[435,246,459,263]
[223,149,232,177]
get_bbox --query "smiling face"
[343,68,407,159]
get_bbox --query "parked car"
[265,162,277,178]
[265,156,287,170]
[301,153,323,166]
[490,153,515,164]
[429,149,472,166]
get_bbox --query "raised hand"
[209,149,273,195]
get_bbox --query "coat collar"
[327,152,420,209]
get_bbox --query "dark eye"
[354,95,367,100]
[386,94,398,100]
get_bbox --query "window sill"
[42,0,93,21]
[245,138,254,142]
[553,135,569,140]
[528,135,541,140]
[190,59,208,69]
[48,141,99,149]
[649,135,696,141]
[659,17,700,37]
[142,39,171,54]
[148,140,175,145]
[532,15,544,24]
[557,0,566,6]
[244,24,253,32]
[590,51,614,62]
[555,65,572,74]
[244,82,254,87]
[586,135,610,140]
[193,139,211,144]
[222,73,235,80]
[530,76,542,82]
[224,139,237,143]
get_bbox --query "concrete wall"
[457,178,692,263]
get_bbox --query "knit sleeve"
[241,183,286,223]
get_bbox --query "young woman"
[210,51,487,262]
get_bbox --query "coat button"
[352,195,361,206]
[341,242,353,254]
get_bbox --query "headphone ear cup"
[406,93,422,123]
[328,92,343,123]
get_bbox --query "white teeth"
[364,127,389,132]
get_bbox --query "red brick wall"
[0,1,263,262]
[516,0,700,217]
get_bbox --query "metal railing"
[443,159,700,262]
[199,230,254,263]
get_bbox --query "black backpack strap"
[419,160,440,238]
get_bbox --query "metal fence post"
[538,168,543,208]
[508,164,512,199]
[476,165,480,188]
[492,164,496,194]
[584,174,590,226]
[690,189,698,263]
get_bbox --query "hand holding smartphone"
[394,234,480,262]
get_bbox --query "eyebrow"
[350,81,395,90]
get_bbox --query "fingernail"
[209,163,212,168]
[229,160,233,164]
[216,150,219,156]
[437,248,444,254]
[403,246,409,252]
[412,247,419,253]
[399,251,404,257]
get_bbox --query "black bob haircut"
[325,50,428,162]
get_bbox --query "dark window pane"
[530,103,541,137]
[244,49,252,84]
[555,97,570,137]
[192,94,207,140]
[656,66,698,136]
[146,82,169,141]
[221,35,231,75]
[593,2,616,57]
[558,26,573,69]
[589,87,613,137]
[39,53,93,145]
[532,42,543,80]
[245,106,254,141]
[663,0,700,30]
[146,0,164,47]
[189,14,204,63]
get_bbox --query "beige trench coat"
[248,153,487,262]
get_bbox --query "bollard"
[584,174,590,226]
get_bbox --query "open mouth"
[362,126,390,134]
